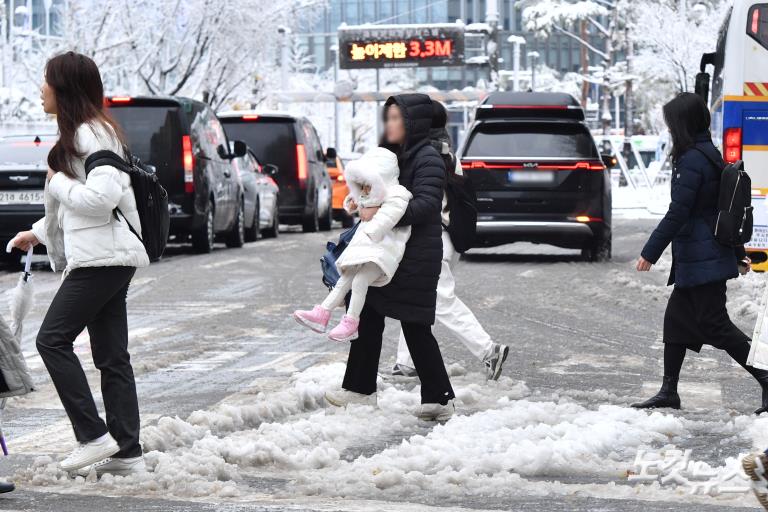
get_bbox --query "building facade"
[300,0,609,90]
[3,0,66,38]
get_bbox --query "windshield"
[221,119,297,178]
[109,105,183,174]
[464,122,599,159]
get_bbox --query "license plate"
[0,190,44,205]
[508,171,554,183]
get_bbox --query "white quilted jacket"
[335,148,412,286]
[31,122,149,272]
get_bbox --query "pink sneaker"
[328,315,360,342]
[293,305,331,333]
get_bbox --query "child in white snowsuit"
[293,147,412,342]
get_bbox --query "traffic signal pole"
[486,0,499,89]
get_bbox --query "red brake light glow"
[724,128,742,163]
[487,104,569,110]
[461,160,604,171]
[182,135,195,193]
[296,144,308,183]
[241,114,260,120]
[110,96,132,103]
[752,7,760,34]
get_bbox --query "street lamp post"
[527,51,539,91]
[330,44,339,151]
[0,2,7,89]
[44,0,52,38]
[277,26,290,93]
[507,35,526,92]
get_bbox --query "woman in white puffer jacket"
[9,52,148,477]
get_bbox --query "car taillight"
[752,7,760,34]
[182,135,195,193]
[110,96,132,103]
[575,215,603,223]
[488,105,568,110]
[724,128,742,163]
[241,114,259,121]
[296,144,308,183]
[461,160,604,171]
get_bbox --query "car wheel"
[319,196,333,232]
[1,251,22,270]
[192,202,215,253]
[582,232,612,262]
[244,201,260,242]
[262,204,279,238]
[302,198,319,233]
[226,202,246,248]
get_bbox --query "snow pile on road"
[291,400,686,498]
[12,362,762,507]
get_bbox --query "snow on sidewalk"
[11,362,765,508]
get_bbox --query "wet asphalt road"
[0,217,764,511]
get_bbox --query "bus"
[698,1,768,269]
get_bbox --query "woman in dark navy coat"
[632,92,768,413]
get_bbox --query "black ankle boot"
[631,376,681,409]
[751,371,768,415]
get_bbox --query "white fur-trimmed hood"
[344,148,400,208]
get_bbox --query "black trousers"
[342,303,455,404]
[36,266,141,458]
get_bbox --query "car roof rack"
[477,92,585,121]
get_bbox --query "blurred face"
[40,79,57,115]
[385,105,406,145]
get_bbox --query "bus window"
[748,4,768,50]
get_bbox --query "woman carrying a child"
[295,93,455,421]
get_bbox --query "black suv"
[0,134,53,264]
[218,112,334,232]
[459,92,613,261]
[107,96,246,252]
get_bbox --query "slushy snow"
[9,361,763,507]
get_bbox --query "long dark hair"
[46,52,125,178]
[663,92,711,162]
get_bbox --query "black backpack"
[85,150,170,261]
[693,147,753,247]
[321,222,359,290]
[444,172,478,253]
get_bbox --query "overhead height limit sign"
[337,23,465,70]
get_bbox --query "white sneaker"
[416,399,455,421]
[324,389,377,407]
[484,343,510,381]
[59,434,120,472]
[76,456,147,478]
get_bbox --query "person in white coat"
[392,102,510,381]
[9,52,149,477]
[294,147,412,342]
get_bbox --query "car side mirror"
[601,154,617,169]
[232,140,247,158]
[325,147,337,161]
[263,163,279,176]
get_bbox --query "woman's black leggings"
[342,303,455,404]
[36,266,141,458]
[663,342,768,382]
